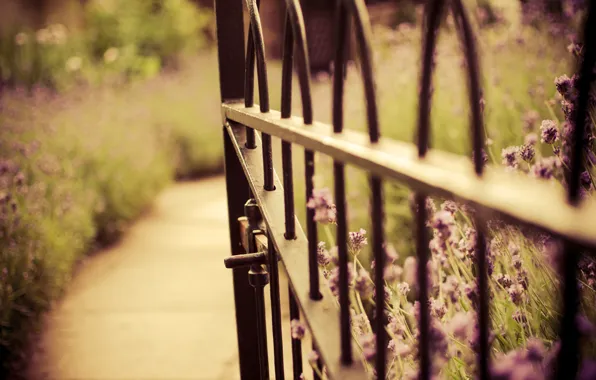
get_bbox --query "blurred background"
[0,0,589,378]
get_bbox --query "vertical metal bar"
[223,130,262,379]
[282,0,320,300]
[332,0,352,365]
[305,149,321,300]
[281,12,296,240]
[415,192,430,380]
[250,265,270,380]
[371,176,385,379]
[475,225,489,380]
[557,2,596,377]
[215,0,262,377]
[245,27,257,149]
[332,0,348,135]
[268,234,285,380]
[334,162,351,365]
[289,287,303,379]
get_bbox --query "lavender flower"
[441,275,461,303]
[524,338,546,363]
[317,241,331,266]
[523,110,540,131]
[306,188,337,223]
[519,143,535,162]
[530,157,559,179]
[359,333,376,361]
[540,120,560,144]
[448,311,474,340]
[440,200,458,214]
[291,319,306,339]
[430,298,447,319]
[512,309,528,327]
[580,171,592,188]
[371,243,399,270]
[328,264,355,296]
[307,350,320,364]
[494,273,513,288]
[501,146,519,168]
[508,283,525,305]
[430,210,455,241]
[397,282,410,296]
[555,74,575,101]
[348,228,367,252]
[524,133,539,145]
[384,264,403,282]
[354,268,374,298]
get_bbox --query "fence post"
[215,1,263,378]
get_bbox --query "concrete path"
[26,177,313,380]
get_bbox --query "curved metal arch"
[332,0,380,143]
[417,0,484,175]
[416,1,488,380]
[281,0,314,124]
[244,0,270,113]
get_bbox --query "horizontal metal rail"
[225,121,366,380]
[223,101,596,253]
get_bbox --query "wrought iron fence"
[214,0,596,378]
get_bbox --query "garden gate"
[214,0,596,378]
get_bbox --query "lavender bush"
[290,11,596,379]
[0,54,221,375]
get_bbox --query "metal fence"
[214,0,596,378]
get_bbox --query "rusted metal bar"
[281,13,297,241]
[289,287,303,379]
[244,0,274,190]
[557,1,596,377]
[222,102,596,254]
[414,192,430,380]
[331,0,352,366]
[267,233,285,380]
[226,122,365,380]
[215,0,263,376]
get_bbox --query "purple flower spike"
[291,319,306,340]
[519,144,535,163]
[359,333,376,362]
[316,241,331,266]
[306,188,337,224]
[501,146,519,168]
[540,120,559,144]
[524,133,539,145]
[348,228,368,252]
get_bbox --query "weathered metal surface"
[226,121,367,380]
[222,102,596,253]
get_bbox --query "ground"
[25,177,314,380]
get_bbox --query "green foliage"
[84,0,211,68]
[0,57,222,374]
[0,0,212,89]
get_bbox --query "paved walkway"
[26,177,311,380]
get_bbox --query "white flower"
[103,47,119,63]
[65,56,82,72]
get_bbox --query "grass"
[0,53,222,375]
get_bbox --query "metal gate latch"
[223,198,271,379]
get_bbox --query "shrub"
[0,55,222,375]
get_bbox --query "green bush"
[0,0,212,89]
[84,0,211,69]
[0,55,222,375]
